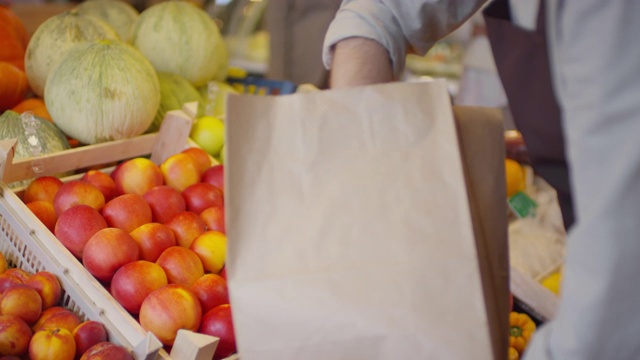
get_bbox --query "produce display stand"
[0,110,232,360]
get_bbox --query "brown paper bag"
[225,80,509,360]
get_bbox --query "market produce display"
[504,131,566,296]
[504,130,567,358]
[2,0,231,151]
[0,1,568,358]
[20,147,235,359]
[0,251,130,359]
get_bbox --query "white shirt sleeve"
[322,0,487,78]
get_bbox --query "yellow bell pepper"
[508,346,520,360]
[509,312,536,353]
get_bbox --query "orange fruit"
[505,158,525,197]
[0,61,29,111]
[12,98,53,122]
[0,6,29,48]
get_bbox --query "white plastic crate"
[0,109,228,360]
[0,182,162,359]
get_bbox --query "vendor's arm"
[330,37,394,88]
[323,0,487,88]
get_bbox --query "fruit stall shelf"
[0,109,234,360]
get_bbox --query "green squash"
[45,39,160,145]
[75,0,140,42]
[149,72,202,133]
[25,9,119,97]
[0,110,71,187]
[130,1,228,87]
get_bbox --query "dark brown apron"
[484,0,575,230]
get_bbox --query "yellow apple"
[189,231,226,274]
[189,116,224,157]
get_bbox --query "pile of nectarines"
[0,251,131,359]
[22,147,235,359]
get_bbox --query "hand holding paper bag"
[224,80,508,360]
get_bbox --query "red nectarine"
[53,181,105,216]
[181,147,213,175]
[82,228,140,283]
[182,182,224,215]
[72,321,108,357]
[139,284,202,346]
[112,158,164,196]
[0,284,42,324]
[160,153,200,192]
[0,315,32,356]
[25,271,62,309]
[164,211,207,248]
[101,194,152,233]
[26,200,57,232]
[156,247,204,287]
[23,176,63,204]
[54,205,108,259]
[199,304,236,360]
[143,185,186,224]
[201,164,224,193]
[111,261,168,314]
[81,170,119,202]
[0,273,23,294]
[79,341,133,360]
[190,274,229,314]
[32,308,82,333]
[200,205,225,234]
[29,327,76,360]
[129,223,176,262]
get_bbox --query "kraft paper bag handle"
[225,80,507,360]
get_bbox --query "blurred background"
[8,0,497,97]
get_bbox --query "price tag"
[508,191,538,218]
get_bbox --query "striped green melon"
[75,0,140,42]
[45,39,160,145]
[149,71,202,133]
[130,1,229,87]
[0,110,71,188]
[25,9,119,97]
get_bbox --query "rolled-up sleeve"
[323,0,486,78]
